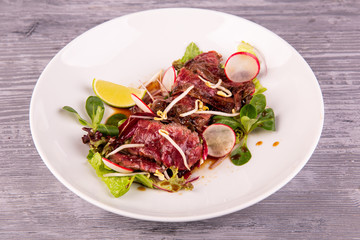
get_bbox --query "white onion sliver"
[179,100,201,117]
[106,144,145,158]
[143,69,163,87]
[156,85,194,120]
[138,80,155,101]
[198,76,232,97]
[196,111,240,117]
[156,78,170,94]
[103,172,148,177]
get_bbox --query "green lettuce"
[87,151,135,197]
[173,42,202,70]
[252,77,267,95]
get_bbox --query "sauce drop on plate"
[110,107,131,118]
[256,141,263,146]
[137,186,146,191]
[273,141,280,147]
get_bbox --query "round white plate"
[30,8,324,222]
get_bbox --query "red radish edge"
[224,52,260,83]
[162,66,176,92]
[102,157,134,173]
[200,134,208,160]
[131,93,154,114]
[202,123,236,158]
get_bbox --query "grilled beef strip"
[172,68,236,112]
[109,153,164,174]
[126,120,202,171]
[150,95,211,132]
[173,51,255,112]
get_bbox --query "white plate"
[30,8,324,222]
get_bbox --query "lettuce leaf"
[134,174,153,189]
[237,41,256,55]
[252,77,267,95]
[87,151,135,197]
[173,42,202,70]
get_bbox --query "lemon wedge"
[92,79,146,108]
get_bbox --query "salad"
[62,42,275,197]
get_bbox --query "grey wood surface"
[1,0,359,239]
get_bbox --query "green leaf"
[250,93,266,115]
[62,106,90,126]
[241,116,258,133]
[117,119,126,127]
[240,104,257,119]
[234,129,244,144]
[254,108,275,131]
[212,116,242,130]
[93,106,104,127]
[155,167,194,192]
[97,124,119,136]
[88,152,134,198]
[134,174,153,189]
[173,42,202,70]
[230,144,252,166]
[252,78,267,95]
[106,113,127,126]
[86,96,104,125]
[237,41,256,55]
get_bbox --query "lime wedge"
[92,79,146,108]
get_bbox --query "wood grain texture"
[1,0,359,239]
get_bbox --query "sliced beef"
[127,120,202,171]
[185,50,227,84]
[232,81,256,111]
[109,153,163,173]
[172,68,235,112]
[150,95,211,131]
[173,51,255,112]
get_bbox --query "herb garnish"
[63,96,120,136]
[213,93,275,165]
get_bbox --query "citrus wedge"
[92,79,146,108]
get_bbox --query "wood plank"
[0,0,359,239]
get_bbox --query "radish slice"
[102,157,133,173]
[131,93,154,114]
[202,123,236,158]
[201,134,208,160]
[252,45,267,78]
[224,52,260,83]
[103,172,148,177]
[162,66,176,91]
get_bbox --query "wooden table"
[1,1,359,239]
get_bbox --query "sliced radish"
[224,52,260,83]
[251,45,267,78]
[162,66,176,91]
[200,134,208,160]
[102,157,134,173]
[131,93,154,114]
[103,172,147,177]
[202,123,236,158]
